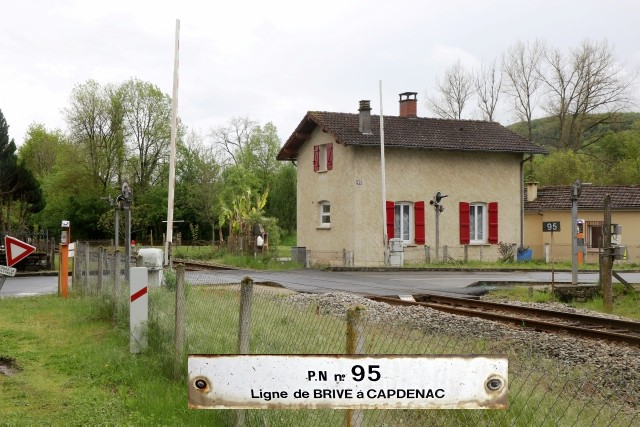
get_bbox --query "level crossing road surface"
[184,269,639,296]
[2,270,639,298]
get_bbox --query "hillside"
[507,112,640,185]
[507,112,640,150]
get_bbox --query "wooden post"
[238,277,254,354]
[346,305,365,427]
[602,194,613,313]
[174,264,186,380]
[424,245,430,264]
[237,276,253,427]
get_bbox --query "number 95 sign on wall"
[543,221,561,232]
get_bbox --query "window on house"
[470,203,486,243]
[319,201,331,227]
[460,201,498,244]
[394,202,412,242]
[386,201,425,244]
[313,143,333,172]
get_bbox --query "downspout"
[520,155,533,248]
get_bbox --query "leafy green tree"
[121,78,173,191]
[530,149,595,185]
[64,80,125,191]
[0,109,19,232]
[19,124,66,179]
[267,163,296,233]
[175,131,222,243]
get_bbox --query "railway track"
[367,294,640,347]
[174,258,236,271]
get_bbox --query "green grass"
[488,284,640,320]
[2,287,636,426]
[0,294,223,425]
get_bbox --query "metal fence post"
[84,243,90,293]
[114,249,121,297]
[513,243,518,262]
[464,245,468,262]
[346,305,365,427]
[98,247,104,293]
[424,245,430,264]
[443,245,449,262]
[174,264,186,380]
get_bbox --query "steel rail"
[413,293,640,333]
[368,295,640,347]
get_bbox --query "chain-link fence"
[73,242,638,426]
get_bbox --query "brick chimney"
[399,92,417,117]
[526,182,538,202]
[358,100,372,134]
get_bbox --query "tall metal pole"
[165,19,180,266]
[379,80,388,265]
[602,194,613,313]
[435,208,440,263]
[114,208,120,248]
[570,179,581,285]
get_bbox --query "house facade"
[524,183,640,263]
[277,93,546,266]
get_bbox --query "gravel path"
[284,292,639,409]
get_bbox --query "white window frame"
[469,202,487,244]
[318,144,328,172]
[319,201,331,228]
[394,202,413,243]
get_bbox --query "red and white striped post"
[130,267,148,353]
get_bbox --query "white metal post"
[130,266,149,353]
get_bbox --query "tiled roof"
[277,111,547,160]
[524,185,640,212]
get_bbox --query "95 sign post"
[543,221,560,232]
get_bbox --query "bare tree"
[503,40,545,141]
[539,39,636,150]
[426,61,474,120]
[474,59,502,121]
[209,116,257,165]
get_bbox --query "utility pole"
[122,182,133,281]
[602,194,613,313]
[570,179,582,285]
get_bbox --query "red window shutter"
[327,143,333,170]
[386,201,395,241]
[459,202,470,244]
[488,202,499,244]
[313,145,319,172]
[414,201,425,244]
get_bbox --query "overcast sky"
[2,0,640,147]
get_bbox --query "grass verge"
[488,284,640,320]
[0,294,223,425]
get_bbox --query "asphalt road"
[2,269,638,298]
[185,269,635,296]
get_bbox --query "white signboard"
[0,265,17,277]
[68,242,75,258]
[188,355,508,410]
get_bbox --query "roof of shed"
[524,185,640,212]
